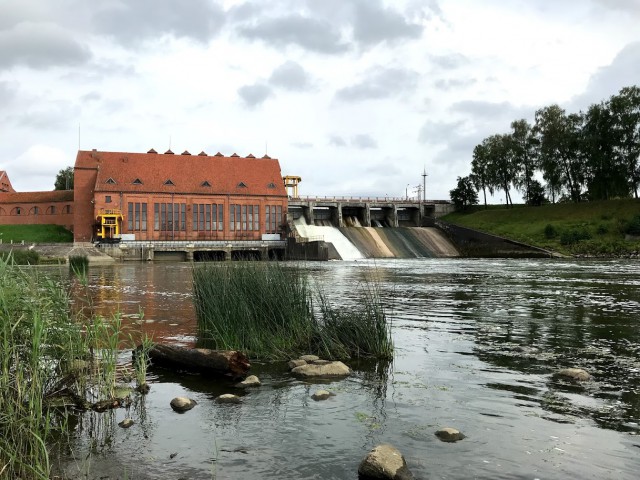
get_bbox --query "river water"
[53,258,640,479]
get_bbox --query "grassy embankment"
[0,255,152,479]
[0,225,73,264]
[193,262,393,361]
[442,199,640,256]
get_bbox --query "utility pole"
[421,167,428,203]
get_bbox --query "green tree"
[54,166,74,190]
[449,175,478,211]
[609,86,640,198]
[509,119,539,201]
[484,134,516,206]
[470,143,494,207]
[525,179,546,206]
[534,105,585,202]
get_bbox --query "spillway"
[293,217,364,260]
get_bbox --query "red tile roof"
[0,190,73,203]
[0,170,16,193]
[76,150,288,197]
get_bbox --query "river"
[52,258,640,479]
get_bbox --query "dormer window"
[201,181,211,187]
[237,182,247,188]
[132,178,143,185]
[106,177,116,184]
[164,179,175,186]
[267,182,276,189]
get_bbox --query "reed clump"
[0,255,151,479]
[69,254,89,274]
[193,262,393,361]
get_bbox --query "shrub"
[544,224,557,239]
[626,215,640,236]
[560,228,592,246]
[596,223,609,235]
[0,249,39,265]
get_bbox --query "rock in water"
[118,418,134,428]
[170,397,197,412]
[216,394,241,404]
[555,368,591,382]
[288,359,307,369]
[291,361,350,378]
[236,375,261,388]
[311,390,333,401]
[358,444,414,480]
[299,355,320,362]
[435,427,465,442]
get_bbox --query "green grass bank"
[441,199,640,256]
[0,224,73,243]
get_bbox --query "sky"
[1,0,639,202]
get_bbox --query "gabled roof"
[76,150,287,197]
[0,170,16,193]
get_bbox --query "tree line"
[450,85,640,209]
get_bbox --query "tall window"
[154,202,186,232]
[265,204,282,233]
[193,204,223,232]
[127,202,147,231]
[230,204,261,232]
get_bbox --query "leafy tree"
[470,143,494,207]
[525,179,546,206]
[583,101,628,199]
[534,105,585,202]
[54,166,74,191]
[609,86,640,198]
[484,134,516,206]
[450,175,478,211]
[509,119,539,201]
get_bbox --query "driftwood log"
[144,344,251,378]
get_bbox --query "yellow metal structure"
[96,208,123,240]
[283,175,301,198]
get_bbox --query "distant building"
[0,149,289,244]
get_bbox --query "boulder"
[216,394,241,404]
[118,418,134,429]
[435,427,465,443]
[311,390,333,401]
[299,355,320,362]
[288,359,307,369]
[555,368,591,382]
[291,361,350,378]
[170,397,197,413]
[236,375,261,388]
[312,359,332,366]
[358,444,414,480]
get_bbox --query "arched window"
[46,205,56,215]
[0,207,5,215]
[30,206,39,215]
[11,207,22,215]
[63,205,72,214]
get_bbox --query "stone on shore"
[555,368,591,382]
[118,418,134,429]
[311,390,333,401]
[358,444,414,480]
[435,427,465,442]
[236,375,261,388]
[170,397,197,412]
[216,394,241,404]
[291,361,350,378]
[288,359,307,369]
[299,355,320,362]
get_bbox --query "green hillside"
[441,199,640,256]
[0,224,73,243]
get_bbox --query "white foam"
[294,216,363,260]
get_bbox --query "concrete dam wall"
[291,217,459,260]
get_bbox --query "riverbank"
[442,199,640,257]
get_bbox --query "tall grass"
[69,255,89,274]
[0,255,150,479]
[193,262,393,361]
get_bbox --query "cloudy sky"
[1,0,639,201]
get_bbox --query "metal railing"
[289,196,451,204]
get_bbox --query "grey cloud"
[351,0,423,47]
[0,81,16,104]
[430,53,469,70]
[589,0,640,16]
[335,66,418,102]
[569,41,640,110]
[434,78,477,91]
[93,0,225,45]
[352,134,378,149]
[329,135,347,147]
[269,61,312,91]
[292,141,313,149]
[419,120,465,144]
[14,102,80,130]
[450,100,531,121]
[80,91,101,102]
[238,15,348,54]
[0,21,91,69]
[238,84,273,108]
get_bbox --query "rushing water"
[52,259,640,479]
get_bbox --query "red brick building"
[0,170,75,230]
[74,149,288,243]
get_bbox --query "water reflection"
[46,259,640,479]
